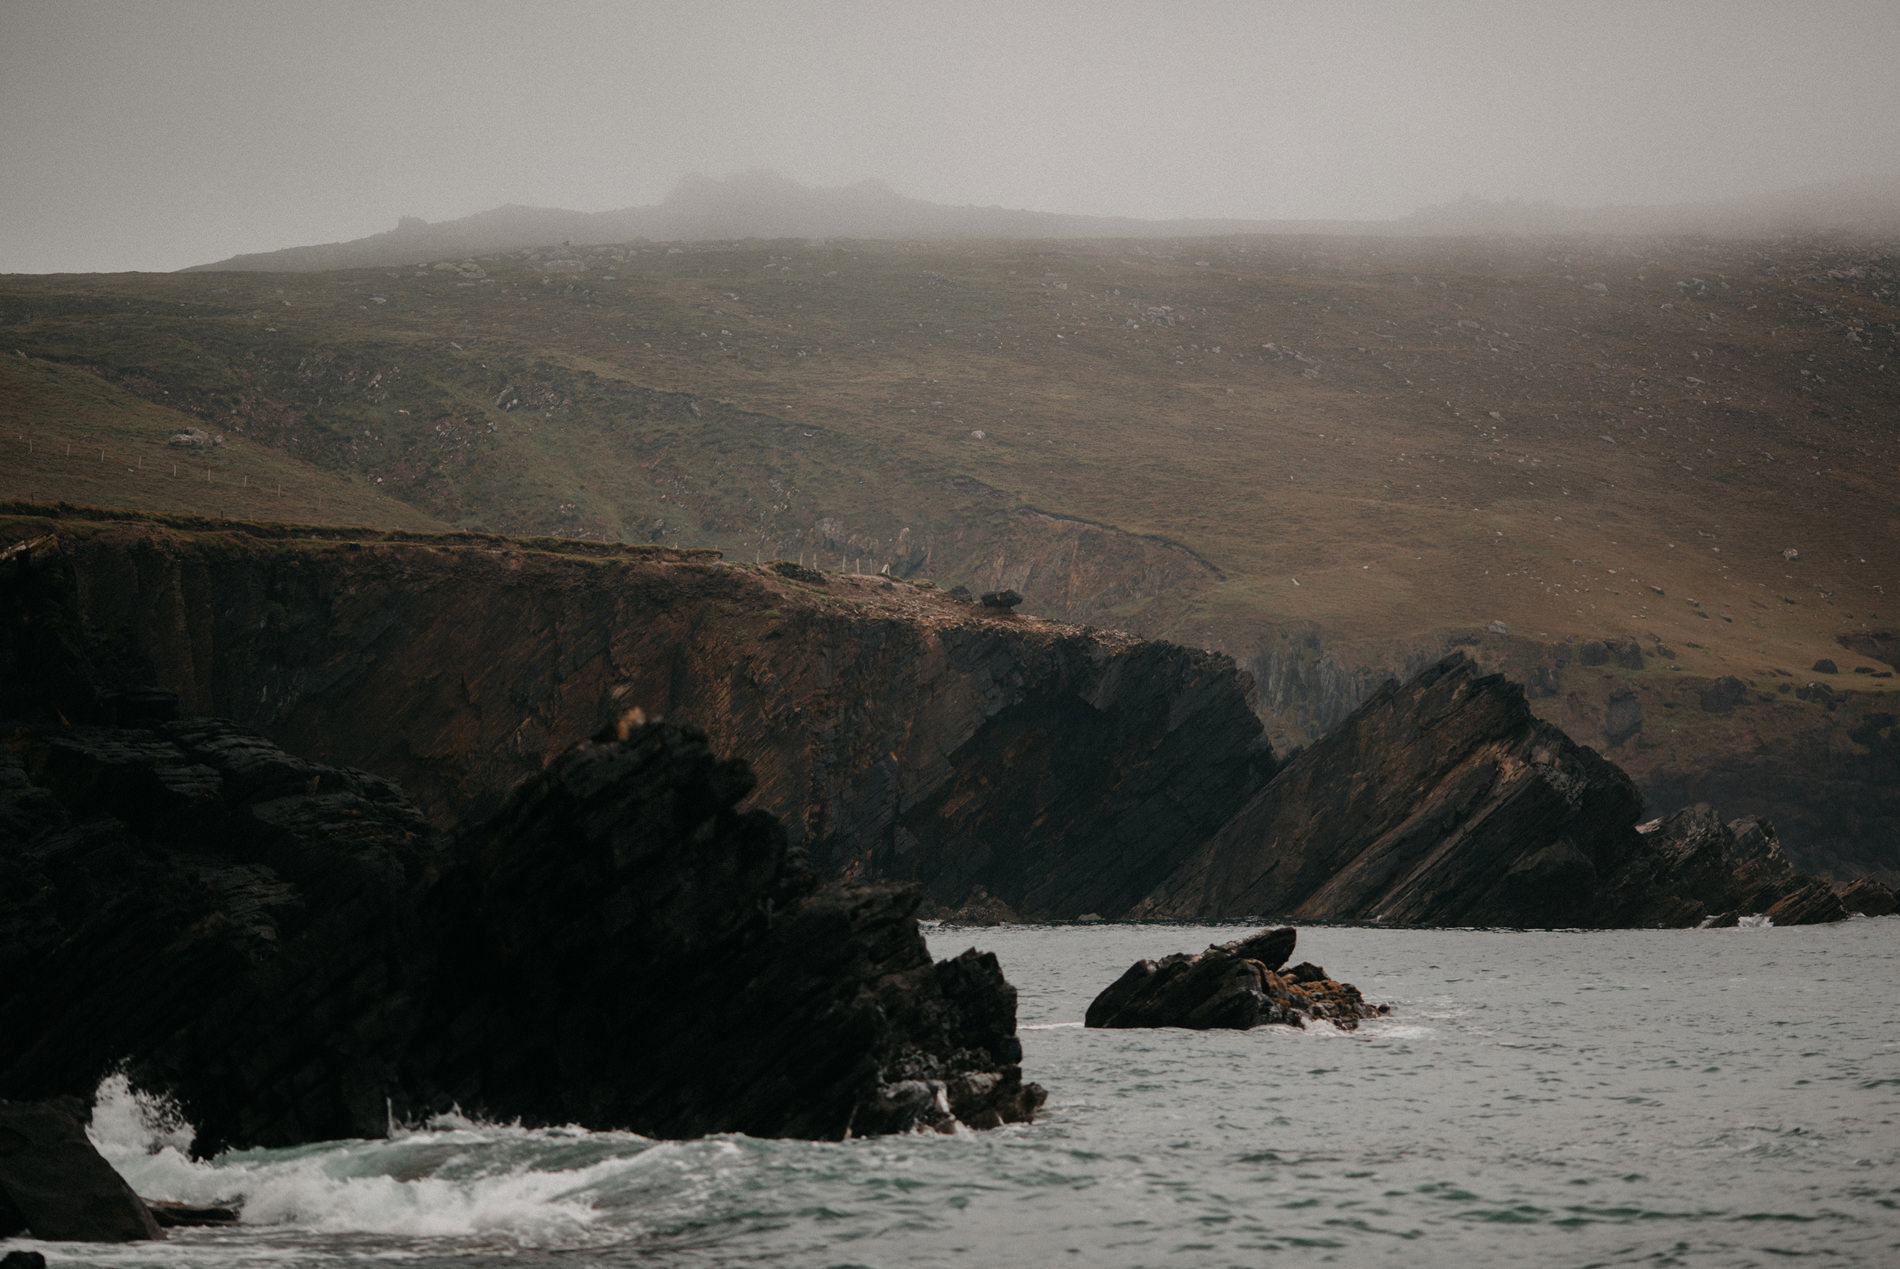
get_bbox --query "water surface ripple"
[13,919,1897,1267]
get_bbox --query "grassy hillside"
[5,238,1896,664]
[4,235,1899,873]
[0,353,444,529]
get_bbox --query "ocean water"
[9,918,1898,1268]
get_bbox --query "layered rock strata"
[1085,927,1382,1031]
[2,513,1271,922]
[0,710,1042,1154]
[1134,656,1851,927]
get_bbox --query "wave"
[84,1075,693,1245]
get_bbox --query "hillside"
[3,231,1898,876]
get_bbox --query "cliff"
[1,511,1271,921]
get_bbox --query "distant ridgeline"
[5,511,1893,930]
[182,172,1900,272]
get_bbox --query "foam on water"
[10,917,1900,1267]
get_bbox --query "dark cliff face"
[3,514,1270,920]
[1133,656,1846,928]
[0,712,1043,1152]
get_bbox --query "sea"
[9,918,1898,1268]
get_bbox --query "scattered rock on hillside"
[1085,927,1382,1031]
[768,559,828,585]
[1614,637,1646,670]
[980,589,1023,611]
[1812,658,1839,674]
[1699,675,1747,712]
[1579,640,1609,666]
[1605,686,1643,745]
[0,1101,163,1242]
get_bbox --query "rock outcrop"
[1085,927,1382,1031]
[1837,877,1898,916]
[1133,656,1850,927]
[1597,806,1846,926]
[0,1101,163,1242]
[0,711,1042,1154]
[2,513,1272,921]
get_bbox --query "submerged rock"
[0,714,1042,1152]
[1085,927,1382,1031]
[0,1101,163,1242]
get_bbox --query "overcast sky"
[3,0,1898,273]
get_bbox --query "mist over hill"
[182,173,1900,273]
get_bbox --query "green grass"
[3,235,1897,695]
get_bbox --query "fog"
[3,0,1898,273]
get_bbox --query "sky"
[3,0,1899,273]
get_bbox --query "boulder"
[768,559,828,585]
[1812,658,1839,674]
[1613,637,1645,670]
[144,1199,240,1228]
[0,1102,162,1242]
[1837,877,1898,917]
[979,589,1023,610]
[1084,928,1382,1031]
[1605,686,1643,745]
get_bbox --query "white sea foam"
[82,1075,691,1245]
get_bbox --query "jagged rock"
[979,589,1023,610]
[403,717,1044,1139]
[1084,928,1381,1031]
[0,718,437,1152]
[929,884,1020,925]
[1837,877,1897,916]
[0,714,1042,1152]
[0,1102,163,1242]
[1601,806,1845,926]
[1132,656,1647,926]
[1132,657,1851,929]
[1764,878,1847,926]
